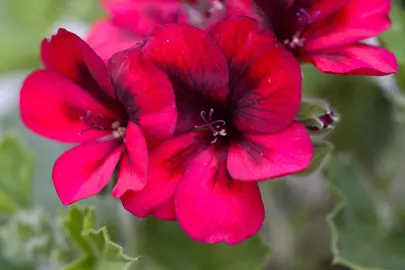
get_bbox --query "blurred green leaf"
[137,218,271,270]
[302,66,394,169]
[63,205,137,270]
[0,256,32,270]
[326,154,405,270]
[63,0,106,23]
[298,141,334,176]
[0,208,69,266]
[0,0,63,72]
[0,135,33,214]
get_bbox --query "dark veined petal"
[108,48,177,140]
[210,16,301,134]
[304,0,391,51]
[175,146,264,245]
[20,70,116,143]
[227,122,313,181]
[121,132,207,218]
[302,43,398,75]
[142,23,230,133]
[41,28,118,105]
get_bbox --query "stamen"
[195,108,227,143]
[79,111,106,135]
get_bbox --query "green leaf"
[137,217,271,270]
[0,135,33,214]
[0,208,70,266]
[63,206,137,270]
[0,0,63,72]
[326,154,405,270]
[298,140,334,175]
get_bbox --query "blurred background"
[1,0,405,269]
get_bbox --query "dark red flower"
[120,16,313,244]
[19,29,176,205]
[226,0,397,75]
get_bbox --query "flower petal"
[175,147,264,245]
[52,140,124,205]
[104,0,187,36]
[209,16,301,133]
[303,43,398,75]
[121,132,206,217]
[227,122,313,181]
[152,198,177,221]
[41,28,117,102]
[142,23,229,133]
[305,0,391,50]
[86,20,142,61]
[225,0,268,24]
[108,48,177,140]
[113,122,148,198]
[20,70,115,143]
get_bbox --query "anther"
[195,108,227,143]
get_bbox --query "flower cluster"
[19,0,397,244]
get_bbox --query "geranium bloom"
[19,29,176,205]
[86,0,225,60]
[87,0,187,60]
[226,0,397,75]
[120,16,314,244]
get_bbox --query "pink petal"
[86,20,142,61]
[225,0,267,23]
[113,122,148,198]
[152,198,177,221]
[52,140,124,205]
[104,0,187,36]
[227,122,313,181]
[41,28,116,100]
[20,70,115,143]
[121,132,203,217]
[303,43,398,75]
[108,49,177,140]
[305,0,391,50]
[175,147,264,245]
[142,23,229,132]
[210,17,301,133]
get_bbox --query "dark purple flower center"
[268,4,321,54]
[195,108,227,144]
[79,110,127,141]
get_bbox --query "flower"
[19,29,176,205]
[86,0,226,60]
[226,0,397,75]
[120,16,313,244]
[86,0,188,60]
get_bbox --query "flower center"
[195,108,227,144]
[278,8,321,51]
[79,111,126,141]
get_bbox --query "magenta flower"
[86,0,227,60]
[86,0,188,60]
[19,29,176,204]
[120,16,313,244]
[226,0,397,75]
